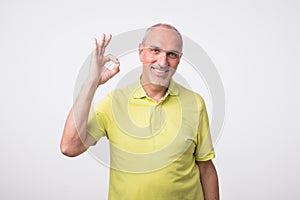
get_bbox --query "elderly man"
[61,23,219,200]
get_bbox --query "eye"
[167,52,179,59]
[150,47,161,54]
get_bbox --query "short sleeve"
[194,99,215,161]
[86,94,111,143]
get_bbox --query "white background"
[1,0,299,199]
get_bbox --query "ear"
[138,43,144,62]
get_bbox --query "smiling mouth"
[150,66,170,73]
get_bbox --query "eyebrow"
[149,45,181,54]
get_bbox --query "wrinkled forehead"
[143,27,183,52]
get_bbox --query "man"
[61,23,219,200]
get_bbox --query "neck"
[140,78,169,102]
[143,84,168,102]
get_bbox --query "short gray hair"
[141,23,183,50]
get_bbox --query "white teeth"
[151,66,168,73]
[155,68,165,73]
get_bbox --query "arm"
[60,34,120,157]
[197,160,220,200]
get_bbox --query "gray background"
[1,0,299,199]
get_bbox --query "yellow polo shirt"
[87,80,215,200]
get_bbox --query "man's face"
[139,27,182,87]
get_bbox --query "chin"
[149,77,171,87]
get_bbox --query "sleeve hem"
[195,152,215,162]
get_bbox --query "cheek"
[140,52,156,64]
[169,60,180,70]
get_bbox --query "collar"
[132,79,179,99]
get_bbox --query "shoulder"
[174,81,206,109]
[111,80,140,99]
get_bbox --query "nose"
[157,52,169,66]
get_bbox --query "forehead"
[143,27,182,51]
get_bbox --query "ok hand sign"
[89,34,120,86]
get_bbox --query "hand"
[89,34,120,86]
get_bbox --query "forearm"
[198,161,220,200]
[60,79,98,156]
[73,79,98,136]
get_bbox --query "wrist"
[83,78,100,89]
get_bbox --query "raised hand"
[89,34,120,86]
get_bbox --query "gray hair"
[141,23,183,50]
